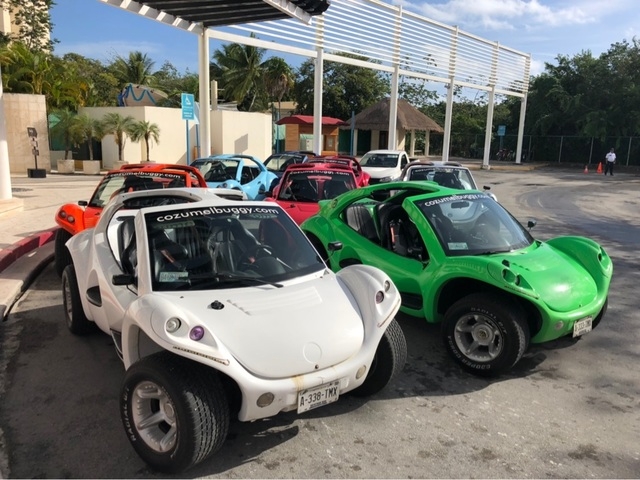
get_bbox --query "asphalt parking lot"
[1,166,639,478]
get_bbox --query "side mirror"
[328,241,343,252]
[527,219,537,230]
[78,200,88,206]
[112,273,136,286]
[483,185,491,191]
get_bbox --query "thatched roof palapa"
[348,98,444,133]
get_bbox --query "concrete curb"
[0,228,58,274]
[0,242,55,321]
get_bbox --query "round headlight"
[67,215,75,223]
[59,211,67,219]
[166,318,181,333]
[375,291,384,304]
[189,326,205,341]
[383,280,391,292]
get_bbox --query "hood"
[157,275,364,378]
[362,166,399,179]
[492,243,597,312]
[277,201,320,225]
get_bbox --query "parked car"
[263,150,317,178]
[400,160,497,200]
[359,149,411,184]
[53,163,207,277]
[61,187,406,473]
[301,181,612,377]
[307,155,371,187]
[191,154,278,200]
[266,161,358,224]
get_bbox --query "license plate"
[573,316,593,337]
[297,380,340,414]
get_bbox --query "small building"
[276,114,347,155]
[348,98,443,157]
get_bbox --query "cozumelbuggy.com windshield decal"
[419,193,486,208]
[152,206,281,223]
[289,170,352,177]
[110,171,183,180]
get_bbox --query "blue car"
[191,154,278,200]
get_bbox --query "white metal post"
[313,47,324,155]
[482,42,500,169]
[199,28,211,158]
[0,65,12,200]
[387,6,402,150]
[515,94,527,164]
[312,16,325,156]
[442,77,455,162]
[441,27,459,163]
[482,86,496,169]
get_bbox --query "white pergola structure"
[102,0,531,167]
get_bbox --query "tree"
[263,57,294,118]
[108,51,156,87]
[293,53,390,120]
[101,112,136,162]
[60,53,120,107]
[0,0,56,52]
[49,108,82,159]
[211,35,269,111]
[0,41,52,95]
[72,114,104,161]
[153,61,199,107]
[129,120,160,162]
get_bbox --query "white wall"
[81,106,272,168]
[211,109,272,161]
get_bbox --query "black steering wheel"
[237,244,275,271]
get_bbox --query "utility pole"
[0,65,13,201]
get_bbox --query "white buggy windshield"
[144,205,324,291]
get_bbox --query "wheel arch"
[437,277,542,337]
[124,325,243,417]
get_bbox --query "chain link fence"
[420,134,640,166]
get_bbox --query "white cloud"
[388,0,630,31]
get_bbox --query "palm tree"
[110,51,156,86]
[50,109,83,160]
[0,41,52,95]
[72,114,104,161]
[129,120,160,162]
[212,34,267,111]
[101,112,136,162]
[263,57,294,113]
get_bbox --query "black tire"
[121,352,230,474]
[351,319,407,397]
[61,264,94,335]
[54,228,73,277]
[442,293,529,377]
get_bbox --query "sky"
[50,0,640,78]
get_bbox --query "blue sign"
[497,125,506,137]
[181,93,195,120]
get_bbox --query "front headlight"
[379,176,393,183]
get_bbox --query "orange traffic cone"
[597,162,603,174]
[584,165,589,173]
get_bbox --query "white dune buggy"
[62,188,406,473]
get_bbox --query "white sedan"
[400,160,497,201]
[62,188,406,474]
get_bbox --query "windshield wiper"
[190,273,283,288]
[476,248,512,255]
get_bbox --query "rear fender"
[55,203,87,235]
